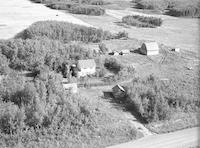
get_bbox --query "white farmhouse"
[77,59,96,77]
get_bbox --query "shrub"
[122,15,162,28]
[0,54,10,75]
[99,42,108,54]
[15,21,111,43]
[104,58,123,74]
[69,5,105,15]
[114,31,129,39]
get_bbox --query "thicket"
[0,73,138,147]
[104,58,123,74]
[125,75,200,123]
[69,5,105,15]
[15,21,112,43]
[122,15,162,28]
[0,39,96,77]
[134,0,200,17]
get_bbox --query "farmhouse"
[63,83,78,94]
[77,59,96,77]
[140,42,159,55]
[112,84,126,99]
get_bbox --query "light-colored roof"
[142,42,159,51]
[121,49,130,53]
[113,84,125,92]
[78,59,96,69]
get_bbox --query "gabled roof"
[142,42,159,51]
[78,59,96,69]
[113,84,125,92]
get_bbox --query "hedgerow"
[122,15,162,28]
[69,5,105,15]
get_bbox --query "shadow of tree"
[103,91,148,124]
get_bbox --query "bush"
[0,54,10,75]
[69,5,105,15]
[114,31,129,39]
[15,21,111,43]
[104,58,123,74]
[122,15,162,28]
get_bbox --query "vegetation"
[0,39,96,78]
[104,58,123,74]
[124,75,200,123]
[0,73,138,147]
[122,15,162,28]
[15,21,112,43]
[31,0,106,15]
[69,5,105,15]
[134,0,200,17]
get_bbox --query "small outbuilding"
[112,84,126,99]
[140,42,159,55]
[171,48,180,52]
[109,51,119,56]
[63,83,78,94]
[120,49,130,55]
[77,59,96,77]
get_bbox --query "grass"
[122,15,162,28]
[133,0,200,17]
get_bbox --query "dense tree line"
[124,75,200,123]
[0,38,96,77]
[15,21,112,43]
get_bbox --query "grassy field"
[133,0,200,17]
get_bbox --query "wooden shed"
[140,42,159,55]
[112,84,126,99]
[77,59,96,77]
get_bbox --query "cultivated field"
[0,0,91,39]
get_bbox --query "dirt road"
[107,127,200,148]
[0,0,92,39]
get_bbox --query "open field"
[74,9,199,53]
[0,0,91,39]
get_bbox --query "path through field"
[0,0,92,39]
[107,127,200,148]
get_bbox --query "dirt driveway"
[0,0,91,39]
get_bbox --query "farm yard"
[0,0,199,148]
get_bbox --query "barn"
[77,59,96,77]
[112,84,126,99]
[140,42,159,55]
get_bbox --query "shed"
[140,42,159,55]
[112,84,126,99]
[109,51,119,56]
[172,48,180,52]
[63,83,78,93]
[77,59,96,77]
[120,49,130,55]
